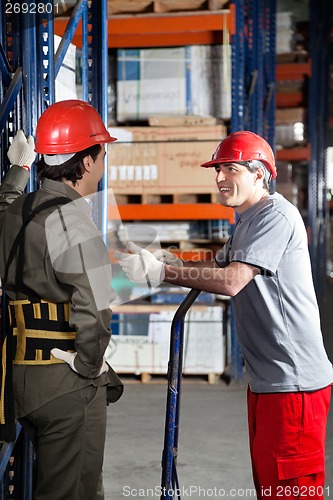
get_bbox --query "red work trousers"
[247,385,331,500]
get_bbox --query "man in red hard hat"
[117,131,333,499]
[0,100,123,500]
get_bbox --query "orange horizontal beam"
[106,31,223,47]
[276,62,311,80]
[54,10,234,48]
[276,145,310,162]
[109,11,234,35]
[114,203,235,223]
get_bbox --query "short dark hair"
[36,144,102,184]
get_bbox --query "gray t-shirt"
[215,192,333,393]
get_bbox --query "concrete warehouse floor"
[103,282,333,500]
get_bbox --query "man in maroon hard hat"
[0,100,123,499]
[117,131,333,499]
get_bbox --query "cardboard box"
[276,123,306,147]
[148,115,219,127]
[108,125,227,194]
[276,108,305,124]
[108,0,153,15]
[276,162,293,183]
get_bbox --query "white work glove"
[115,241,165,287]
[7,130,36,167]
[51,348,109,377]
[153,249,183,267]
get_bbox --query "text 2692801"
[5,2,60,15]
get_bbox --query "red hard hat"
[201,130,277,179]
[34,99,117,154]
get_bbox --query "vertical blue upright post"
[308,0,318,282]
[317,1,331,293]
[308,0,331,293]
[37,2,55,114]
[263,0,276,145]
[263,0,276,193]
[230,0,245,133]
[81,7,89,102]
[0,3,21,176]
[87,0,109,242]
[23,6,40,192]
[245,0,265,134]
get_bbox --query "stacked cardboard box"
[108,0,229,15]
[276,163,298,207]
[276,12,295,54]
[275,107,306,148]
[108,124,227,194]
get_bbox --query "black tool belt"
[8,299,76,365]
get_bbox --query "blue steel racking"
[308,0,331,294]
[0,0,331,496]
[231,0,276,140]
[229,0,277,382]
[229,0,330,382]
[0,1,108,497]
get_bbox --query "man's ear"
[82,155,91,172]
[254,167,265,184]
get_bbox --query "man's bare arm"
[164,261,260,296]
[182,259,217,269]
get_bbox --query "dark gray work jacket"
[0,166,123,418]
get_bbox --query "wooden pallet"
[114,192,220,205]
[108,0,229,15]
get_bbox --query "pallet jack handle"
[160,288,201,500]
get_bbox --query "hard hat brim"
[35,133,117,154]
[201,159,221,168]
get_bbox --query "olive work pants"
[19,385,107,500]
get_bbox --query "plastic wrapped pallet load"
[106,305,225,377]
[276,11,295,54]
[116,45,231,122]
[54,34,77,102]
